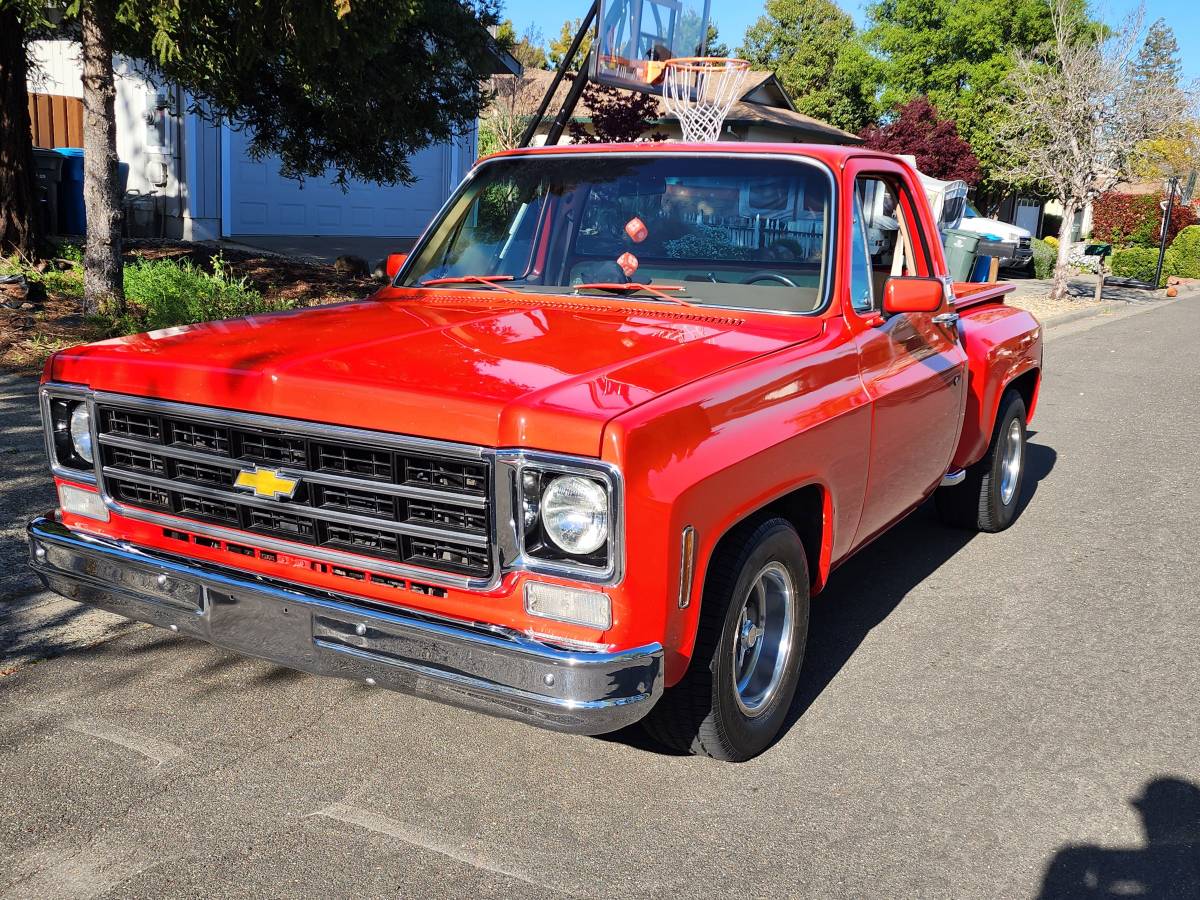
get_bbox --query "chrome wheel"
[732,562,795,717]
[999,417,1024,506]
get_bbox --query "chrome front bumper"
[26,517,662,735]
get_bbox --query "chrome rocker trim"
[27,517,663,735]
[940,468,966,487]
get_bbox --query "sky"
[497,0,1200,82]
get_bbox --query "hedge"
[1091,192,1196,247]
[1169,225,1200,279]
[1110,246,1178,287]
[1031,238,1057,279]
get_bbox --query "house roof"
[507,68,859,144]
[486,39,522,76]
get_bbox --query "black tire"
[642,517,810,761]
[935,390,1028,533]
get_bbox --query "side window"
[856,175,929,303]
[849,184,873,312]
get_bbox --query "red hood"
[49,293,822,455]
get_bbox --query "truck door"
[846,163,968,545]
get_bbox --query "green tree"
[10,0,502,313]
[705,23,730,58]
[864,0,1076,199]
[548,17,593,70]
[497,18,547,69]
[739,0,879,133]
[1132,18,1181,89]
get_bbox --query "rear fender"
[952,304,1043,470]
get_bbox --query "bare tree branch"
[992,0,1197,298]
[480,70,546,153]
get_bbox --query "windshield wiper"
[571,282,696,307]
[418,274,524,294]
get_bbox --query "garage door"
[222,125,461,237]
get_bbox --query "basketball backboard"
[592,0,711,94]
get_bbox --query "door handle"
[932,312,960,328]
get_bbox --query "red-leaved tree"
[860,97,981,185]
[568,80,668,144]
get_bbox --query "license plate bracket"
[205,589,320,671]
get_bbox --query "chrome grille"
[95,399,492,578]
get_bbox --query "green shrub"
[0,252,84,299]
[57,242,84,262]
[1109,246,1180,287]
[39,266,84,299]
[1031,238,1057,280]
[120,255,292,331]
[1168,225,1200,279]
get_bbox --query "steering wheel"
[741,271,798,287]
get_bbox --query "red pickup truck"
[30,144,1041,760]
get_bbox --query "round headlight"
[539,475,609,555]
[69,403,93,464]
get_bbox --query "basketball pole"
[517,0,600,148]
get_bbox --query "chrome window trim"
[41,384,625,591]
[495,449,625,587]
[396,149,839,318]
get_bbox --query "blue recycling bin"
[54,148,130,235]
[969,255,993,282]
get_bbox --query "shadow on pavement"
[1037,777,1200,899]
[784,438,1055,732]
[602,439,1056,757]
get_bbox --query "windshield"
[401,154,833,314]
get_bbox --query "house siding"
[27,39,473,244]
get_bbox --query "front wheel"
[642,517,810,761]
[936,390,1028,532]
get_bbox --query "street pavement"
[1,298,1198,898]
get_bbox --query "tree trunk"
[1050,200,1077,301]
[80,0,124,315]
[0,5,39,258]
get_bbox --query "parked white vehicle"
[956,202,1034,271]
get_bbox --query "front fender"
[600,326,869,686]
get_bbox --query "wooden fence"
[28,92,84,149]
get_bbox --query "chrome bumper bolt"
[168,624,179,633]
[355,623,367,636]
[365,677,377,687]
[543,673,555,687]
[34,545,46,560]
[156,574,169,587]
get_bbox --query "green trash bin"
[943,228,982,282]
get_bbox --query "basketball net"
[660,57,751,143]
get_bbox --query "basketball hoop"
[660,57,751,143]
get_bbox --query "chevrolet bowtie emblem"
[234,466,300,500]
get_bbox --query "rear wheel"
[642,517,810,761]
[936,390,1028,532]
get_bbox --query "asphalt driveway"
[1,298,1198,898]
